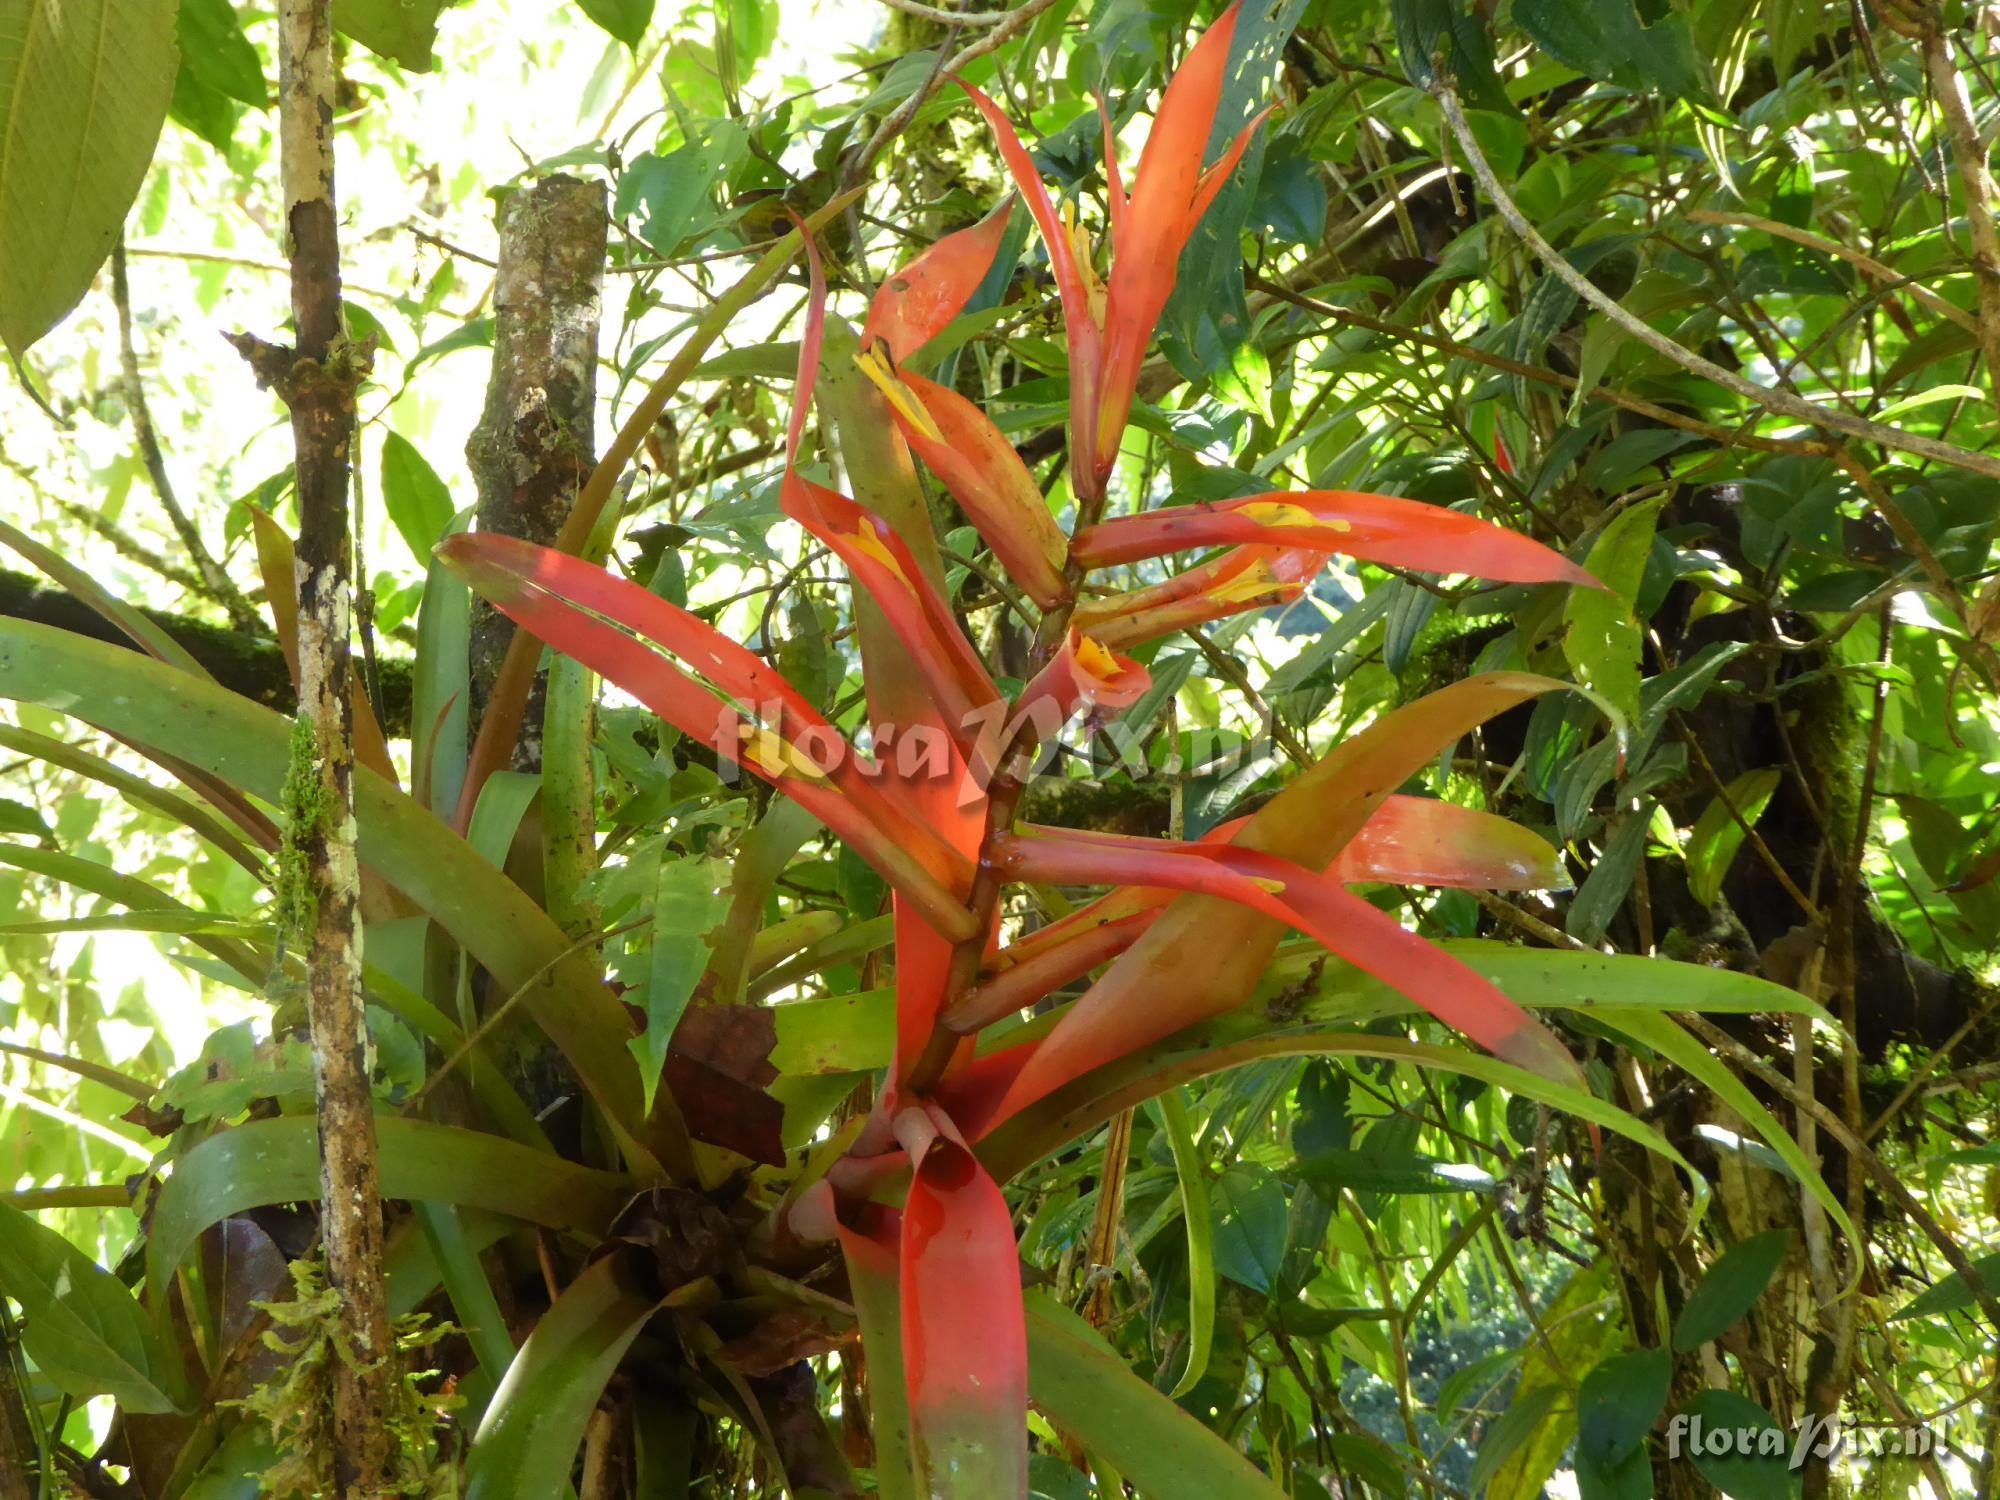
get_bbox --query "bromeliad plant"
[438,6,1610,1490]
[0,7,1852,1499]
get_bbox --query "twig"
[874,0,1014,23]
[1246,274,1838,461]
[1688,209,1977,333]
[848,0,1066,181]
[1430,80,2000,483]
[110,242,259,629]
[1918,23,2000,427]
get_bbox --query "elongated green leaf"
[146,1115,632,1334]
[0,722,266,876]
[466,1253,661,1500]
[1587,1008,1854,1249]
[1025,1293,1285,1500]
[0,620,658,1168]
[1687,768,1781,907]
[1676,1390,1798,1500]
[987,1030,1689,1209]
[335,0,445,70]
[413,504,475,818]
[1152,1089,1215,1398]
[0,0,177,356]
[1563,498,1662,728]
[1672,1230,1790,1351]
[1891,1248,2000,1321]
[380,431,457,565]
[837,1222,917,1500]
[631,855,728,1111]
[0,1201,177,1413]
[1293,1148,1495,1195]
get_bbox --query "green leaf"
[1589,1008,1853,1249]
[617,124,746,255]
[1210,1165,1288,1295]
[1563,497,1663,727]
[465,1254,662,1500]
[1674,1230,1789,1352]
[575,0,654,47]
[1392,0,1510,110]
[176,0,264,104]
[0,620,658,1167]
[334,0,446,70]
[0,1201,178,1413]
[1514,0,1708,100]
[1151,1089,1216,1398]
[1566,805,1652,946]
[380,430,458,565]
[1577,1346,1672,1467]
[1471,1386,1559,1495]
[1293,1148,1495,1195]
[629,854,729,1112]
[0,0,179,356]
[1686,767,1782,907]
[1024,1293,1286,1500]
[1891,1248,2000,1321]
[146,1115,633,1339]
[1676,1390,1799,1500]
[413,505,475,817]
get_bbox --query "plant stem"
[265,2,394,1490]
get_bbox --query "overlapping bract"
[443,15,1609,1495]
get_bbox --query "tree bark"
[244,1,395,1492]
[465,174,608,771]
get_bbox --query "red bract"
[894,1104,1029,1497]
[1070,488,1605,588]
[861,197,1014,365]
[958,1,1269,498]
[1073,543,1328,647]
[435,533,978,941]
[985,829,1586,1101]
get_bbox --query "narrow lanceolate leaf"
[1071,490,1603,589]
[630,855,730,1113]
[890,369,1070,609]
[863,198,1015,364]
[896,1107,1029,1499]
[147,1115,633,1340]
[248,506,400,784]
[0,1201,179,1413]
[1152,1090,1216,1399]
[988,831,1584,1110]
[465,1254,662,1500]
[1023,1293,1285,1500]
[436,534,977,941]
[1074,545,1328,648]
[0,0,178,356]
[832,1205,918,1500]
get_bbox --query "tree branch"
[261,1,393,1490]
[1431,79,2000,483]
